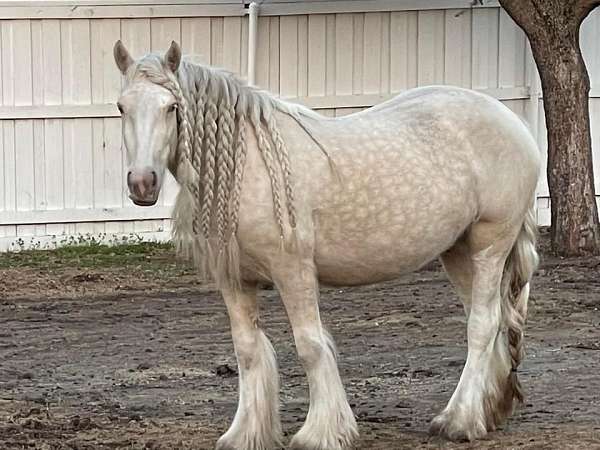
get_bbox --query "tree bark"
[499,0,600,256]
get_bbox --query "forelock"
[127,54,169,83]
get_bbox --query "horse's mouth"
[130,195,158,207]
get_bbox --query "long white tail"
[501,206,539,405]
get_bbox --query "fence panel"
[0,1,599,249]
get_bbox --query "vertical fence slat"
[31,21,44,106]
[42,20,65,237]
[0,22,3,237]
[325,14,335,96]
[363,12,382,94]
[444,9,471,87]
[417,10,445,86]
[352,13,364,95]
[581,9,600,88]
[31,21,47,236]
[181,17,211,65]
[390,11,418,92]
[91,18,120,226]
[32,120,46,236]
[280,16,298,97]
[121,18,151,58]
[66,20,94,237]
[498,9,525,88]
[0,119,4,216]
[255,16,270,88]
[92,151,106,239]
[0,123,10,239]
[240,16,249,78]
[103,117,125,235]
[13,21,33,107]
[9,21,37,236]
[471,8,499,89]
[297,15,308,98]
[43,118,64,240]
[211,17,224,67]
[223,16,241,74]
[588,13,600,193]
[2,121,16,238]
[1,22,14,106]
[307,15,326,97]
[335,13,353,96]
[591,99,600,193]
[268,17,280,94]
[380,12,390,93]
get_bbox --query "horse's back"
[300,86,540,286]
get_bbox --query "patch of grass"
[0,242,191,274]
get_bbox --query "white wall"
[0,0,599,250]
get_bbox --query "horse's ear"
[114,40,134,74]
[165,41,182,73]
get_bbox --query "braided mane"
[127,54,315,288]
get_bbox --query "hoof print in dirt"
[136,362,152,371]
[214,364,237,377]
[69,416,94,431]
[71,273,104,283]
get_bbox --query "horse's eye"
[167,104,177,113]
[116,103,124,114]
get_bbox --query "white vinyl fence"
[0,0,599,250]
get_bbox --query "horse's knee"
[294,330,328,367]
[231,328,264,369]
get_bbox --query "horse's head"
[113,40,182,207]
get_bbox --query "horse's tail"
[501,205,539,403]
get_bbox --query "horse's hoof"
[289,426,358,450]
[216,434,281,450]
[215,438,236,450]
[429,411,487,442]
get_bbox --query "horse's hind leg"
[440,237,474,317]
[273,258,358,450]
[216,283,282,450]
[431,218,535,441]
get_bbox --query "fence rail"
[0,1,501,19]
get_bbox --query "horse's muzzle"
[129,195,158,207]
[127,169,159,207]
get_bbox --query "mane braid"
[250,108,286,240]
[191,73,207,238]
[264,110,297,229]
[132,55,305,288]
[215,79,235,250]
[227,101,248,286]
[200,78,218,242]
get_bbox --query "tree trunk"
[532,31,600,255]
[499,0,600,256]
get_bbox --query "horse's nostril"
[150,171,158,187]
[127,171,133,186]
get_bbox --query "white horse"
[114,40,540,450]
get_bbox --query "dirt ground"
[1,235,599,449]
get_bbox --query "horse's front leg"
[273,259,358,450]
[216,283,282,450]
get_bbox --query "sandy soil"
[1,241,599,449]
